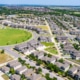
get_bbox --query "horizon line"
[0,4,80,7]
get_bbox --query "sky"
[0,0,80,6]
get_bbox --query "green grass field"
[2,74,9,80]
[36,25,49,30]
[45,47,58,54]
[0,28,32,46]
[74,12,80,14]
[41,42,54,47]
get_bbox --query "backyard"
[0,53,13,64]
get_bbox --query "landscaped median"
[36,25,49,31]
[45,47,58,55]
[41,42,58,55]
[41,42,54,47]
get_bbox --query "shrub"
[0,49,5,54]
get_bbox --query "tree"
[70,64,72,68]
[44,53,47,56]
[37,67,42,74]
[58,58,64,63]
[21,60,26,65]
[53,77,57,80]
[55,38,58,42]
[18,57,22,62]
[60,44,64,49]
[10,68,15,74]
[73,43,79,50]
[18,58,26,65]
[45,73,52,80]
[7,42,9,45]
[0,49,5,54]
[36,60,42,66]
[48,54,52,58]
[53,65,60,73]
[25,64,31,68]
[47,63,54,71]
[21,74,25,80]
[31,66,35,70]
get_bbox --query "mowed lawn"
[41,42,54,47]
[45,47,58,54]
[0,28,32,46]
[36,25,49,30]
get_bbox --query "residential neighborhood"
[0,2,80,80]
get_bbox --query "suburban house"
[7,60,18,67]
[68,66,78,77]
[16,66,27,74]
[7,61,22,70]
[22,69,34,78]
[32,51,44,59]
[10,74,21,80]
[29,73,42,80]
[60,63,70,72]
[47,56,57,64]
[75,71,80,80]
[71,52,80,60]
[38,36,52,42]
[1,66,10,73]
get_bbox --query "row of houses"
[47,18,60,31]
[6,14,46,25]
[57,62,80,80]
[14,39,45,54]
[56,36,68,42]
[1,20,47,34]
[69,30,80,42]
[1,50,80,80]
[52,30,63,35]
[57,37,80,60]
[47,17,68,42]
[69,30,80,35]
[7,6,51,12]
[37,36,52,42]
[47,16,80,60]
[31,51,80,80]
[61,40,80,60]
[1,59,46,80]
[31,51,70,72]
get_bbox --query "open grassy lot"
[36,25,49,30]
[0,53,13,64]
[45,47,58,54]
[2,74,9,80]
[0,27,32,46]
[41,42,54,47]
[74,12,80,14]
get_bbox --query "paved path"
[46,19,80,67]
[45,20,62,57]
